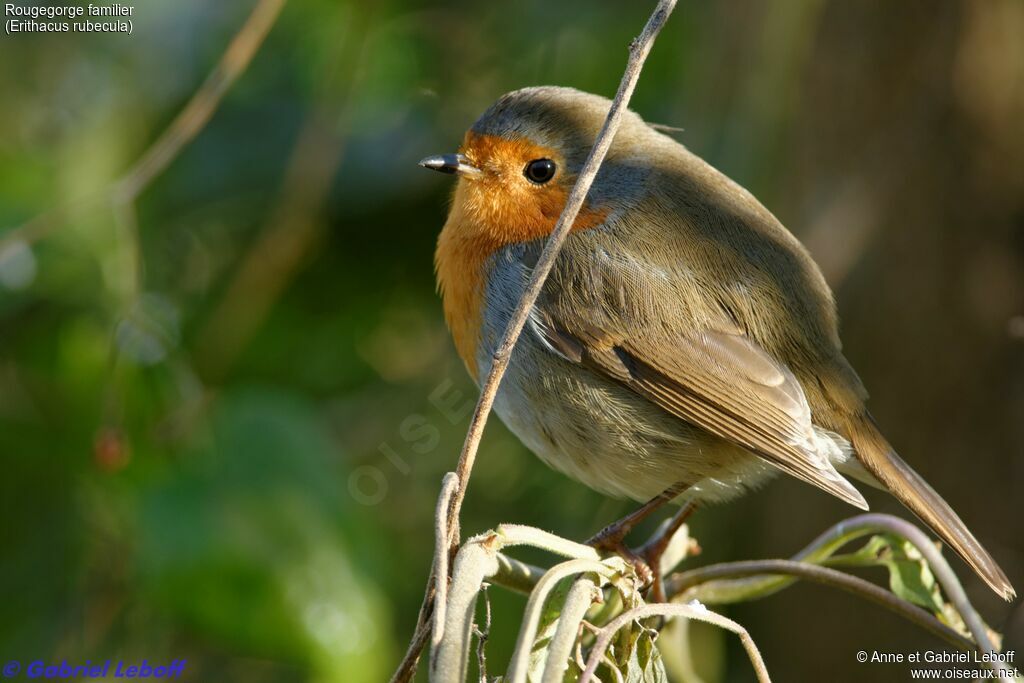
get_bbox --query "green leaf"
[623,626,668,683]
[589,617,667,683]
[835,534,970,637]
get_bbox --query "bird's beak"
[418,153,482,178]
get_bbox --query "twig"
[669,559,974,651]
[0,0,288,252]
[428,525,627,683]
[393,2,676,677]
[579,602,771,683]
[658,512,905,605]
[805,514,999,656]
[443,0,677,547]
[667,514,1009,678]
[391,621,431,683]
[473,585,492,683]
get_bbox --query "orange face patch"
[456,132,607,246]
[434,132,609,377]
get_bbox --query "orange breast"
[435,185,492,379]
[434,133,609,379]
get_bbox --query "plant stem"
[669,559,974,651]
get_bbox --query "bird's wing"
[529,239,867,509]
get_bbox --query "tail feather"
[847,413,1016,601]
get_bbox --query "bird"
[419,85,1014,600]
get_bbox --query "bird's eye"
[524,158,557,184]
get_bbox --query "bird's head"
[420,86,646,246]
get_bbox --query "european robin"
[420,86,1014,599]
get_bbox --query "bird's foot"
[586,481,688,551]
[589,534,655,588]
[588,499,699,602]
[638,502,699,602]
[585,503,657,589]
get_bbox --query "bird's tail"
[846,413,1015,601]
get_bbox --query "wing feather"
[531,306,867,509]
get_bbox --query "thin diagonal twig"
[390,3,677,679]
[444,0,678,547]
[392,621,431,683]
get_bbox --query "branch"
[427,524,620,683]
[389,472,458,683]
[390,473,458,683]
[668,559,974,651]
[431,540,502,683]
[390,622,431,683]
[492,524,602,560]
[667,514,1009,678]
[805,514,1000,655]
[473,585,492,681]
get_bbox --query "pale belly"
[475,246,777,504]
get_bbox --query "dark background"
[1,1,1021,681]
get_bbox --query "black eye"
[524,158,557,184]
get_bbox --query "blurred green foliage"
[1,1,1022,681]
